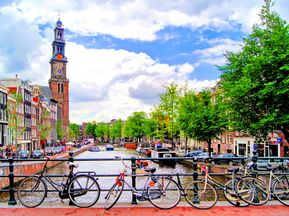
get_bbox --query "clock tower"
[49,17,69,137]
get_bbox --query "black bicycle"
[18,156,100,208]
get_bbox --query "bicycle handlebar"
[115,156,131,169]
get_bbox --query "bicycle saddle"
[227,167,239,173]
[144,167,156,173]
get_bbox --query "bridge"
[0,150,288,216]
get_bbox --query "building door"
[238,143,246,156]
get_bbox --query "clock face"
[54,63,64,77]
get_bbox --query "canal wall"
[0,144,93,189]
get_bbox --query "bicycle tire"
[223,179,249,207]
[68,174,100,208]
[236,176,270,206]
[18,176,47,208]
[104,182,124,210]
[184,180,218,210]
[148,177,181,210]
[272,175,289,206]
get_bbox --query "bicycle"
[17,155,100,208]
[252,165,289,206]
[179,163,270,210]
[104,156,181,210]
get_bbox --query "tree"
[110,119,123,143]
[178,90,227,156]
[150,106,166,142]
[69,123,80,141]
[158,83,180,147]
[38,109,52,149]
[95,122,109,142]
[219,0,289,141]
[123,112,147,143]
[56,120,65,141]
[85,122,96,138]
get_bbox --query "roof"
[38,86,52,99]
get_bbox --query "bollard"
[131,156,137,205]
[8,157,17,205]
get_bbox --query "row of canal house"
[0,77,63,153]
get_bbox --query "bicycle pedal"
[60,199,64,204]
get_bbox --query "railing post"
[8,157,17,205]
[131,156,137,205]
[68,152,74,206]
[192,156,199,204]
[192,156,198,181]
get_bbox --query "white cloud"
[2,0,287,41]
[194,38,242,66]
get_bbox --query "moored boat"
[150,148,177,166]
[105,144,114,151]
[88,146,100,152]
[124,142,137,149]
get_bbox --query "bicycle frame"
[268,168,289,196]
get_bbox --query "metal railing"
[0,153,288,206]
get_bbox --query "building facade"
[0,85,8,150]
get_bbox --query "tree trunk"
[208,139,212,157]
[185,137,188,153]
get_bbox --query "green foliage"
[38,110,51,141]
[85,122,96,138]
[56,120,65,141]
[110,119,123,142]
[123,111,147,142]
[178,89,227,155]
[158,82,181,144]
[69,123,80,140]
[95,122,109,142]
[219,0,289,140]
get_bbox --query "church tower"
[49,17,69,137]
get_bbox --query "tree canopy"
[219,0,289,141]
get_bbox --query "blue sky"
[0,0,289,124]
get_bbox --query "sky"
[0,0,289,124]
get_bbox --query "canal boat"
[124,142,137,149]
[105,144,114,151]
[88,146,100,152]
[150,148,177,166]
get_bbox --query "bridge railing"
[0,153,288,206]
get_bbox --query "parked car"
[45,147,54,156]
[197,152,216,162]
[210,153,243,166]
[18,150,30,159]
[52,146,62,154]
[256,158,289,170]
[31,150,43,159]
[0,151,6,159]
[184,150,203,158]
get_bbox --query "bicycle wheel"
[18,176,47,208]
[185,180,218,210]
[68,175,100,208]
[236,176,270,206]
[223,179,249,207]
[272,175,289,206]
[148,177,181,210]
[104,182,124,210]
